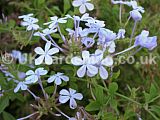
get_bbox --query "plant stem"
[57,24,66,43]
[17,111,39,120]
[38,78,48,100]
[113,45,136,56]
[124,16,131,28]
[48,35,64,51]
[27,89,40,100]
[129,21,137,47]
[119,3,122,25]
[54,106,70,119]
[145,108,159,120]
[52,84,57,97]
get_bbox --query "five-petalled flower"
[59,88,83,109]
[72,0,94,14]
[71,51,98,77]
[47,72,69,85]
[34,41,59,65]
[134,30,157,50]
[25,68,48,84]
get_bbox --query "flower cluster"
[2,0,157,120]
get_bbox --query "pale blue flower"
[14,82,28,93]
[42,28,57,36]
[18,13,34,21]
[72,0,94,14]
[59,88,83,109]
[44,16,67,29]
[25,68,48,84]
[134,30,157,50]
[47,72,69,85]
[89,50,114,79]
[130,9,142,21]
[98,28,117,43]
[71,51,98,77]
[117,29,126,39]
[11,50,27,64]
[34,41,59,65]
[81,37,95,47]
[21,17,39,31]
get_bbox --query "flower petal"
[71,57,83,66]
[26,70,34,75]
[45,55,53,65]
[47,48,59,55]
[72,0,82,7]
[77,65,86,77]
[34,47,45,55]
[82,51,90,60]
[73,93,83,100]
[59,95,70,103]
[99,66,108,79]
[79,4,86,14]
[35,68,48,75]
[60,75,69,82]
[55,77,62,85]
[35,55,45,65]
[14,83,21,93]
[69,88,76,96]
[87,65,98,75]
[60,89,70,95]
[85,3,94,11]
[101,56,113,67]
[45,41,51,52]
[70,98,77,109]
[47,75,56,83]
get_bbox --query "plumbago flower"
[25,68,48,84]
[71,51,98,77]
[44,16,67,29]
[134,30,157,50]
[117,29,126,39]
[14,82,28,93]
[34,41,59,65]
[59,88,83,109]
[72,0,94,14]
[47,72,69,85]
[19,14,40,31]
[89,50,114,79]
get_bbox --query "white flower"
[89,50,114,79]
[25,68,48,84]
[34,41,59,65]
[47,72,69,85]
[42,28,57,36]
[72,0,94,14]
[21,17,39,31]
[59,88,83,109]
[44,16,67,29]
[107,41,116,53]
[71,51,98,77]
[14,82,28,93]
[117,29,126,39]
[18,13,33,21]
[130,9,142,21]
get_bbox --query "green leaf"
[63,0,71,14]
[0,96,9,113]
[124,107,136,119]
[150,84,158,99]
[111,70,120,81]
[3,111,16,120]
[101,112,117,120]
[94,86,104,104]
[150,105,160,117]
[85,101,101,111]
[108,82,118,95]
